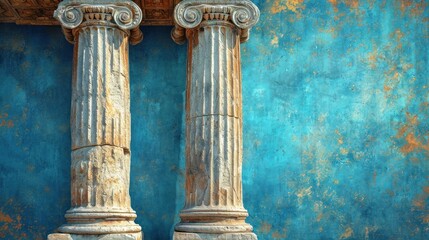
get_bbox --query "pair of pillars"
[48,0,259,239]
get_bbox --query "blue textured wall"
[0,0,428,239]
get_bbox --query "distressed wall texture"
[0,0,428,239]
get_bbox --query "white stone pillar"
[171,1,259,239]
[48,1,143,239]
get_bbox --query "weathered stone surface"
[185,116,243,209]
[171,0,260,44]
[172,0,259,237]
[54,0,143,45]
[186,23,242,118]
[48,232,142,240]
[50,0,142,238]
[173,232,257,240]
[70,26,131,150]
[48,233,74,240]
[69,146,132,212]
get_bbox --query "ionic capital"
[54,0,143,45]
[172,0,260,44]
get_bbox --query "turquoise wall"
[0,0,428,239]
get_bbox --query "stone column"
[171,1,259,239]
[48,1,143,239]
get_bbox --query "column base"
[48,232,143,240]
[57,222,141,235]
[175,222,253,233]
[173,232,257,240]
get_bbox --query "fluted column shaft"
[72,27,131,150]
[69,25,134,220]
[50,0,143,237]
[184,20,245,213]
[172,0,259,236]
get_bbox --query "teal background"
[1,0,428,239]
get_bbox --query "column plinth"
[171,0,259,238]
[49,1,143,239]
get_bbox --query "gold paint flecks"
[271,35,279,47]
[271,0,306,16]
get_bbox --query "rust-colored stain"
[328,0,339,12]
[0,211,13,223]
[0,198,46,239]
[423,215,429,223]
[412,186,429,225]
[397,0,427,16]
[327,0,360,13]
[400,132,429,153]
[396,113,418,137]
[412,196,425,209]
[367,47,379,70]
[316,212,323,222]
[364,29,415,102]
[0,112,13,128]
[366,45,410,99]
[14,215,22,230]
[340,226,354,239]
[272,230,287,239]
[0,119,13,128]
[383,85,392,91]
[0,211,22,238]
[396,113,429,154]
[259,221,272,233]
[391,29,405,49]
[344,0,360,9]
[400,0,415,11]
